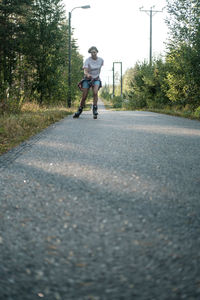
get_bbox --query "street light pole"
[120,62,123,98]
[67,5,90,108]
[68,11,72,107]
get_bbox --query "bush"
[0,96,22,115]
[21,101,41,112]
[194,106,200,118]
[112,96,123,108]
[126,95,147,109]
[182,104,193,112]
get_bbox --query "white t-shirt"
[83,57,104,79]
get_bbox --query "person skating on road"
[73,46,104,119]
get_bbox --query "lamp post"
[68,5,90,107]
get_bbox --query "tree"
[165,0,200,108]
[24,0,66,103]
[123,59,170,109]
[24,0,84,104]
[0,0,84,112]
[0,0,32,108]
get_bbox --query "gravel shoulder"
[1,101,200,300]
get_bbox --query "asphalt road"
[1,100,200,300]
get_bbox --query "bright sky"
[63,0,169,84]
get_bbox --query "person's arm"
[83,58,92,79]
[84,68,92,79]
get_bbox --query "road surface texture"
[1,100,200,300]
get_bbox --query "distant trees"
[122,59,170,109]
[0,0,83,113]
[120,0,200,112]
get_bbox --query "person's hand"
[86,74,92,79]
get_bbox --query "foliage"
[100,84,124,108]
[122,0,200,112]
[100,84,112,101]
[0,102,72,155]
[166,0,200,47]
[165,0,200,109]
[112,96,123,108]
[165,44,200,108]
[123,59,170,109]
[0,0,32,111]
[0,0,83,113]
[194,106,200,118]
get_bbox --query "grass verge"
[101,98,113,110]
[0,104,73,156]
[143,107,200,121]
[101,98,200,121]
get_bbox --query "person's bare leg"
[80,88,89,107]
[73,88,89,118]
[92,85,99,106]
[92,85,99,118]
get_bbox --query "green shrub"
[194,106,200,118]
[112,96,123,108]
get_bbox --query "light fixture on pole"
[68,5,91,108]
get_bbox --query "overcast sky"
[63,0,169,84]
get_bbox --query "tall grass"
[0,102,72,155]
[145,105,200,121]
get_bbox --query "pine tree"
[0,0,84,111]
[24,0,64,103]
[0,0,32,106]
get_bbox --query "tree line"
[0,0,83,113]
[101,0,200,116]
